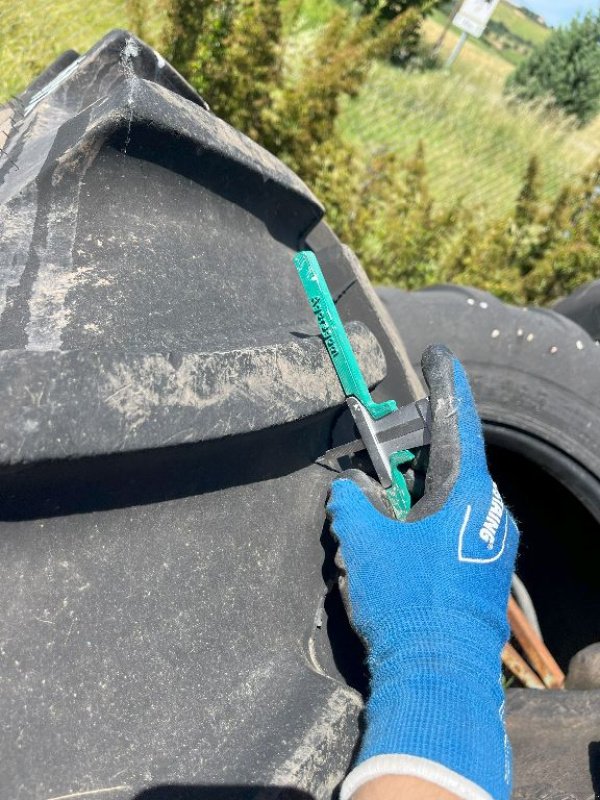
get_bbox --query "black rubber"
[0,30,421,800]
[554,279,600,342]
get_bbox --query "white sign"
[453,0,500,38]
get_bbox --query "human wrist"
[352,773,465,800]
[342,756,495,800]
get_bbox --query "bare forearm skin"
[354,775,462,800]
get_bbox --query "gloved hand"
[327,345,519,800]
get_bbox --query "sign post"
[445,31,468,67]
[454,0,501,37]
[445,0,501,67]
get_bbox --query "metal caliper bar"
[322,398,431,465]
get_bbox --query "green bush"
[162,0,211,77]
[523,160,600,302]
[356,0,440,64]
[162,0,424,184]
[331,149,600,307]
[506,12,600,125]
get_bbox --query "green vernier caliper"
[294,250,431,521]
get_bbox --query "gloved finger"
[450,353,489,476]
[330,469,395,518]
[408,344,488,520]
[326,473,394,551]
[333,542,349,613]
[326,471,395,625]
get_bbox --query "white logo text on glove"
[458,483,509,564]
[479,483,504,550]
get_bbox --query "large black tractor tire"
[377,284,600,497]
[0,30,421,800]
[378,283,600,799]
[554,279,600,342]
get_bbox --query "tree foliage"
[356,0,438,63]
[506,12,600,125]
[162,0,423,184]
[162,0,211,77]
[357,0,435,22]
[316,148,600,307]
[522,161,600,302]
[190,0,282,143]
[158,0,600,306]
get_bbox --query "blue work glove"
[327,345,519,800]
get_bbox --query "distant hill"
[437,0,551,65]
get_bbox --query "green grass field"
[340,59,597,214]
[484,3,550,65]
[432,0,550,66]
[493,2,549,47]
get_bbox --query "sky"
[516,0,600,27]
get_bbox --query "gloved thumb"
[409,344,488,520]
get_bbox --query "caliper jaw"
[347,397,432,489]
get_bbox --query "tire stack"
[555,280,600,343]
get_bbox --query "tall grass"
[0,0,166,102]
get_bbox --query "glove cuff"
[340,754,494,800]
[356,673,511,800]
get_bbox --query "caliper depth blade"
[321,438,368,463]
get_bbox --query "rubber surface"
[506,689,600,798]
[554,279,600,342]
[377,284,600,487]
